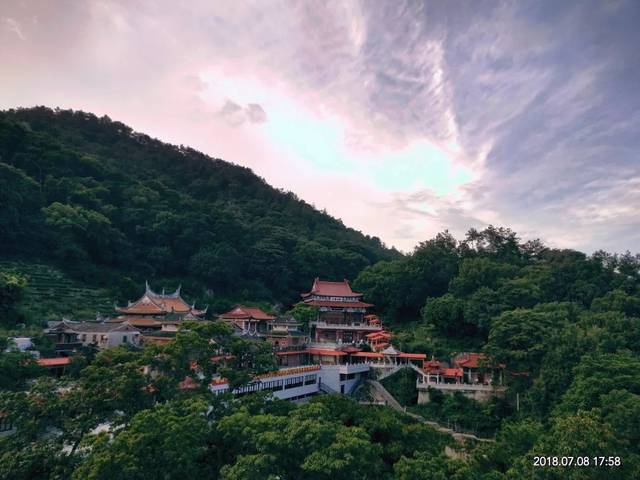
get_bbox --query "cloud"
[1,0,639,254]
[217,99,267,127]
[3,17,25,40]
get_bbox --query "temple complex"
[37,276,435,403]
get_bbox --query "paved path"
[366,378,494,444]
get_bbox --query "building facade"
[301,278,382,347]
[46,320,141,350]
[218,305,275,336]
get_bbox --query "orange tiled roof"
[219,305,276,321]
[454,353,505,369]
[399,353,426,360]
[38,357,71,367]
[116,283,206,317]
[352,351,384,358]
[302,278,362,298]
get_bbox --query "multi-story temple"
[301,278,383,347]
[112,282,207,330]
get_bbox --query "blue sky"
[1,0,639,253]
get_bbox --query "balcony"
[311,321,382,331]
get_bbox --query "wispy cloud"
[217,100,267,127]
[3,17,25,40]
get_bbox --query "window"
[304,374,317,385]
[122,335,128,343]
[284,376,304,389]
[92,334,97,342]
[262,380,284,392]
[234,382,261,396]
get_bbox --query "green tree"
[422,294,466,336]
[0,271,27,324]
[301,427,383,480]
[72,398,213,480]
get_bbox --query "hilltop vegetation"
[354,227,640,477]
[0,106,397,324]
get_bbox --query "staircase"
[367,380,404,411]
[375,365,402,381]
[318,382,340,395]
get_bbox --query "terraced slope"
[0,261,113,324]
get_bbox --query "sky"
[1,0,639,253]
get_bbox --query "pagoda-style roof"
[219,305,276,321]
[453,352,506,370]
[115,282,207,317]
[381,345,400,355]
[47,319,140,334]
[301,278,363,298]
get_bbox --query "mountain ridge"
[0,106,400,318]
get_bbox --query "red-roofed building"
[113,282,207,330]
[37,356,72,377]
[365,330,392,351]
[301,278,382,347]
[219,305,276,335]
[417,353,507,403]
[453,352,506,385]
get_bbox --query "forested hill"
[0,106,398,316]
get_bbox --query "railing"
[255,365,321,380]
[416,380,506,391]
[273,345,308,352]
[311,322,383,330]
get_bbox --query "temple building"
[301,278,382,347]
[112,282,207,330]
[219,305,276,336]
[46,319,141,350]
[263,315,308,350]
[416,353,506,403]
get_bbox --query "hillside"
[0,261,113,323]
[0,106,398,321]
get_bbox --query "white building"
[46,320,141,349]
[209,363,371,400]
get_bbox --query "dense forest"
[0,106,397,322]
[2,107,640,478]
[352,227,640,477]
